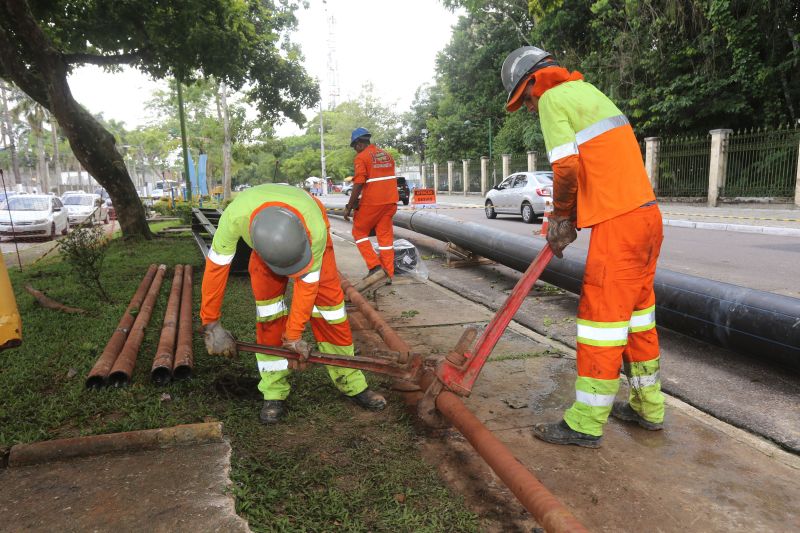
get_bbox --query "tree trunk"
[0,80,21,186]
[36,123,47,193]
[0,1,151,238]
[217,81,232,200]
[50,114,61,193]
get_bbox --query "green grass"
[0,234,478,532]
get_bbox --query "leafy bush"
[59,225,110,299]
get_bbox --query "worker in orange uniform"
[501,46,665,448]
[200,184,386,424]
[343,127,398,289]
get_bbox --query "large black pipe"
[393,210,800,371]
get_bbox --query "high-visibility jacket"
[538,75,654,228]
[353,144,398,206]
[201,184,329,340]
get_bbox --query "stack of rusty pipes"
[344,270,587,532]
[151,264,194,384]
[86,264,167,388]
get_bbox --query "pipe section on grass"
[108,264,167,387]
[151,265,184,385]
[173,265,194,380]
[437,391,588,533]
[86,264,158,388]
[394,210,800,371]
[8,422,223,467]
[340,274,411,356]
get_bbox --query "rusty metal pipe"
[151,265,184,385]
[86,264,158,389]
[436,391,588,533]
[173,265,194,380]
[340,275,411,358]
[108,265,167,387]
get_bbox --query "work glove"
[281,334,312,361]
[546,214,578,259]
[203,321,238,358]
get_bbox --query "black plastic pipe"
[393,210,800,371]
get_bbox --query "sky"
[66,0,462,138]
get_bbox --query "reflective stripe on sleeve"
[355,237,370,244]
[208,248,235,266]
[575,115,629,145]
[377,246,393,250]
[548,142,579,163]
[575,389,616,407]
[301,269,321,283]
[365,175,397,183]
[576,319,629,347]
[257,359,289,372]
[629,305,656,332]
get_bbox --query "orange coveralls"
[352,144,398,276]
[536,67,664,436]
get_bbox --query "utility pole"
[319,97,326,186]
[176,76,192,202]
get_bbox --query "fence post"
[527,151,537,172]
[462,159,469,195]
[433,162,439,192]
[795,137,800,208]
[420,163,427,189]
[480,156,489,195]
[708,129,732,207]
[645,137,660,192]
[502,154,511,181]
[447,161,454,194]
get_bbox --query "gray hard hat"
[501,46,555,111]
[250,207,312,276]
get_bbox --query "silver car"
[63,193,109,225]
[484,171,554,223]
[0,194,69,240]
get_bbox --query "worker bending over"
[343,127,397,288]
[201,184,386,424]
[502,46,665,448]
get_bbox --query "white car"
[484,171,554,224]
[63,193,109,225]
[0,194,69,240]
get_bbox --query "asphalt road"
[324,195,800,297]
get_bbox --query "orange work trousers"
[352,203,397,276]
[249,238,367,400]
[563,204,665,436]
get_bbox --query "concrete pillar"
[708,129,732,207]
[480,156,489,195]
[644,137,660,193]
[502,154,511,181]
[447,161,454,193]
[527,151,537,172]
[433,162,439,192]
[462,159,469,195]
[420,163,427,189]
[795,139,800,208]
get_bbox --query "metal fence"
[535,151,551,172]
[508,154,528,174]
[656,135,711,198]
[491,157,503,184]
[436,163,448,192]
[722,125,800,199]
[452,166,463,192]
[468,161,482,192]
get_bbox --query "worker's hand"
[203,321,238,358]
[546,215,577,259]
[281,335,311,361]
[343,204,354,222]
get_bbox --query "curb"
[663,219,800,237]
[8,422,224,467]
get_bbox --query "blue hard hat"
[350,127,371,147]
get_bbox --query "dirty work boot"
[611,401,663,431]
[259,400,286,425]
[349,388,387,411]
[531,420,602,448]
[354,266,388,292]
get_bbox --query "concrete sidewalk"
[331,220,800,531]
[431,193,800,236]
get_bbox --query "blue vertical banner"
[198,153,208,195]
[187,150,198,198]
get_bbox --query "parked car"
[396,176,410,206]
[342,182,353,195]
[484,171,554,223]
[63,193,109,225]
[0,194,69,240]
